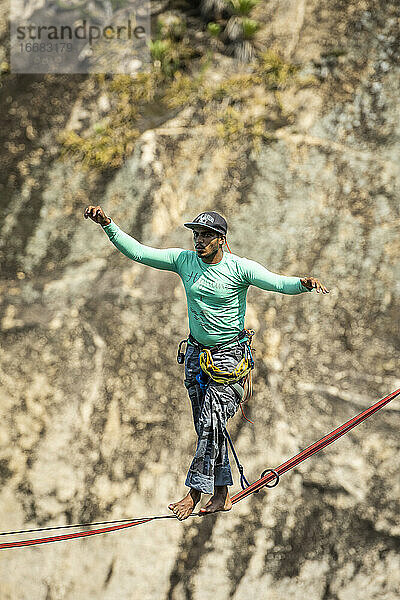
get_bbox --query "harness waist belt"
[188,330,247,353]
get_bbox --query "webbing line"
[0,515,180,537]
[231,386,400,504]
[224,427,251,490]
[1,387,398,550]
[0,518,153,549]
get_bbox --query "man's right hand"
[84,205,111,226]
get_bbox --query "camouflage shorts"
[184,340,246,494]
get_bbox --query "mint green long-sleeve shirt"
[102,220,310,346]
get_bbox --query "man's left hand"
[300,277,329,294]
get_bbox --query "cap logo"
[197,213,214,224]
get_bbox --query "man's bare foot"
[168,489,201,521]
[199,485,232,516]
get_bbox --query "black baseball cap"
[184,211,227,236]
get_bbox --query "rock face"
[0,1,399,599]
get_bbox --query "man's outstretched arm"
[240,257,329,295]
[84,205,183,272]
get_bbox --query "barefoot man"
[84,206,329,520]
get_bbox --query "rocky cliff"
[0,1,399,599]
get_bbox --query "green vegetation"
[207,22,222,37]
[149,39,178,76]
[226,0,259,17]
[257,50,299,89]
[209,0,261,59]
[59,3,315,171]
[216,106,246,140]
[108,72,161,104]
[61,127,139,170]
[148,25,195,76]
[60,15,195,170]
[60,73,160,170]
[242,18,259,40]
[164,50,303,149]
[211,73,260,101]
[164,71,209,107]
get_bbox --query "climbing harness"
[177,329,255,415]
[178,329,256,485]
[197,330,255,387]
[0,387,398,550]
[199,344,251,384]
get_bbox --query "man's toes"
[199,505,211,515]
[174,507,185,520]
[170,504,188,519]
[169,503,181,516]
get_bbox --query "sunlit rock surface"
[0,1,399,598]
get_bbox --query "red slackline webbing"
[1,388,398,550]
[0,518,153,550]
[231,387,400,504]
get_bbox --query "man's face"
[192,226,223,259]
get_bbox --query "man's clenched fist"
[84,205,111,226]
[300,276,329,294]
